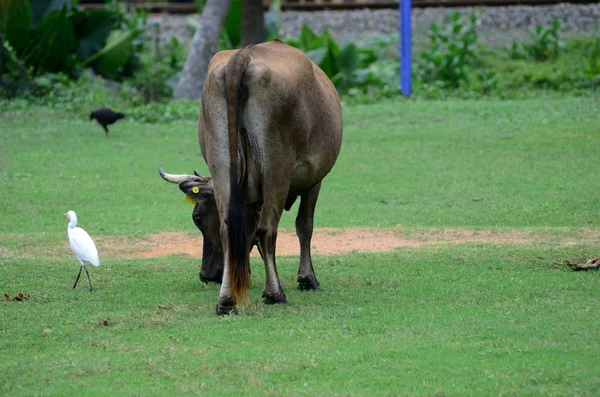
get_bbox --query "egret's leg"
[83,265,94,291]
[73,263,83,289]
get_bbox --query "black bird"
[89,108,125,137]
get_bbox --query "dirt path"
[101,228,550,259]
[3,228,597,260]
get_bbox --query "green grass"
[1,245,599,395]
[1,98,600,395]
[1,97,599,236]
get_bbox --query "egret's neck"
[68,218,77,229]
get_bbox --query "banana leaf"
[70,8,116,61]
[222,0,241,48]
[30,0,71,26]
[82,29,136,77]
[0,0,32,54]
[23,6,76,74]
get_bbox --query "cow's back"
[200,40,343,201]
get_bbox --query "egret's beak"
[63,213,67,216]
[184,196,196,205]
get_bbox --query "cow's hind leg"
[258,203,287,304]
[296,181,321,290]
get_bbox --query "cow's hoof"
[262,290,287,304]
[298,275,320,290]
[215,297,237,315]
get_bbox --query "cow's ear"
[179,180,214,204]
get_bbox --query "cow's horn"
[194,169,212,183]
[158,164,207,183]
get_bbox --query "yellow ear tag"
[192,186,200,194]
[184,195,196,205]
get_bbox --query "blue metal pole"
[399,0,412,96]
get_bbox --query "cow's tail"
[225,47,252,304]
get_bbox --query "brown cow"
[160,40,343,314]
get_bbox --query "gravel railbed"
[153,4,600,46]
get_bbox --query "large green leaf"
[299,24,320,51]
[321,29,340,57]
[318,48,336,79]
[317,31,340,79]
[0,0,32,54]
[30,0,71,26]
[70,8,116,61]
[82,29,135,77]
[336,43,359,90]
[222,0,241,48]
[23,5,76,74]
[338,43,358,76]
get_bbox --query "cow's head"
[158,165,224,284]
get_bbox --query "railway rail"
[79,0,599,13]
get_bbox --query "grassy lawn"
[1,97,599,395]
[2,246,599,395]
[2,96,600,234]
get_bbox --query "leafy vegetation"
[0,0,144,80]
[127,37,186,103]
[508,18,564,61]
[1,4,598,104]
[285,24,385,92]
[405,13,598,99]
[582,37,600,86]
[416,12,481,89]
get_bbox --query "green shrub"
[127,37,187,103]
[583,38,600,85]
[416,12,480,89]
[475,70,498,94]
[285,25,383,92]
[0,37,47,97]
[508,19,564,61]
[506,41,527,60]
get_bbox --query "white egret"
[64,210,100,291]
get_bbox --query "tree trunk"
[241,0,265,47]
[173,0,232,100]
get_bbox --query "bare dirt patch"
[98,228,546,259]
[5,228,598,260]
